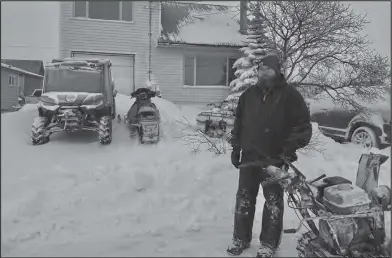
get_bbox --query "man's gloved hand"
[231,149,241,169]
[281,146,298,163]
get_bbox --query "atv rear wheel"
[31,117,50,145]
[98,116,112,145]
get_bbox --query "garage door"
[72,52,134,95]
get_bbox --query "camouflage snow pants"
[232,165,284,248]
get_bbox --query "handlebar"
[239,144,327,188]
[239,160,326,189]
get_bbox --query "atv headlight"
[40,96,57,106]
[83,95,104,106]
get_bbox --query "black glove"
[231,150,241,169]
[281,146,298,163]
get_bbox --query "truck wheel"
[351,126,379,149]
[31,117,50,145]
[98,116,112,145]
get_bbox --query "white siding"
[152,46,242,104]
[59,1,159,93]
[1,69,20,110]
[59,1,242,104]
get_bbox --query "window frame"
[72,1,134,23]
[183,55,238,89]
[8,75,17,87]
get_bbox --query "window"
[184,56,237,86]
[32,89,42,97]
[8,75,17,87]
[74,1,133,22]
[184,57,195,86]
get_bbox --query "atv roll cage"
[31,57,115,145]
[44,59,111,93]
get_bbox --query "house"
[1,59,44,96]
[1,63,43,111]
[59,1,248,104]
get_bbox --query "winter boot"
[226,239,250,256]
[256,243,277,258]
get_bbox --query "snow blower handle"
[249,143,307,179]
[278,155,306,179]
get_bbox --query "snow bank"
[1,99,390,257]
[115,94,185,139]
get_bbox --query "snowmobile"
[240,145,391,258]
[122,87,161,144]
[31,58,116,145]
[195,97,239,138]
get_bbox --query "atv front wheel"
[31,117,50,145]
[98,116,112,145]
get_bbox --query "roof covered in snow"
[159,1,247,47]
[1,63,43,79]
[1,59,44,76]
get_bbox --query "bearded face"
[256,65,277,89]
[258,66,276,81]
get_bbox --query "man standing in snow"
[227,54,312,258]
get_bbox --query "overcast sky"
[1,1,390,62]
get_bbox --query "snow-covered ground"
[1,94,390,257]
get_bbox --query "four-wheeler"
[31,58,117,145]
[123,87,161,144]
[195,96,239,138]
[240,145,391,257]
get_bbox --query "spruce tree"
[227,2,275,102]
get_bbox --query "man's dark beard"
[256,76,276,90]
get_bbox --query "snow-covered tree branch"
[175,117,229,155]
[250,1,390,111]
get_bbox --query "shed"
[1,59,44,96]
[1,63,43,111]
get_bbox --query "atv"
[195,97,239,138]
[240,145,391,258]
[123,87,161,144]
[31,58,117,145]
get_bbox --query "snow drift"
[1,96,390,257]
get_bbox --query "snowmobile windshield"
[44,66,103,93]
[140,111,157,119]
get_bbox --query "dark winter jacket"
[230,74,312,164]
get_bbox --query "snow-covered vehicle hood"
[308,89,390,116]
[41,92,104,106]
[196,107,235,125]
